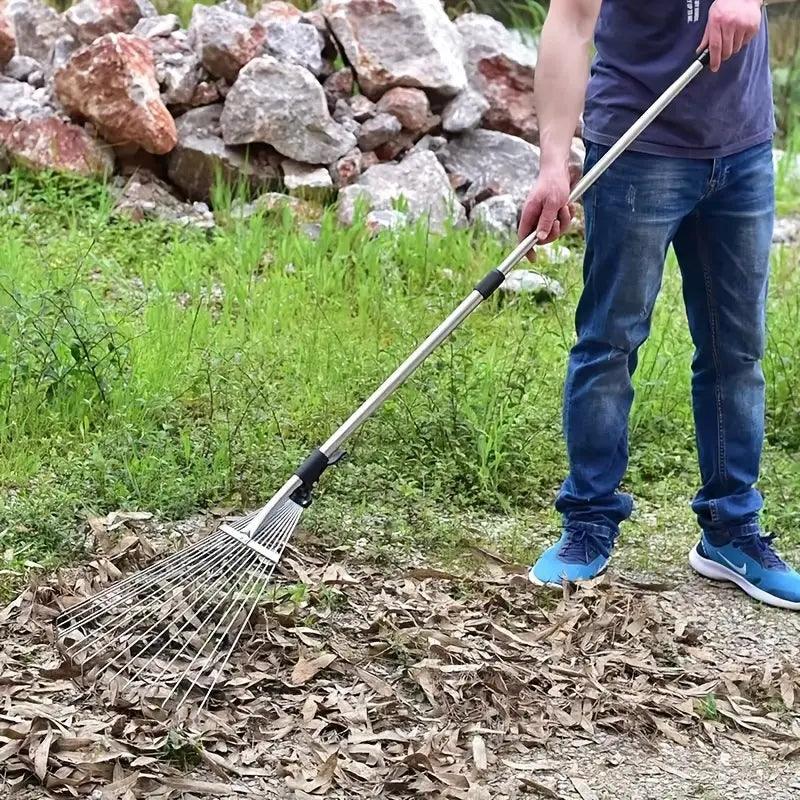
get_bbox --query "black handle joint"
[474,269,505,299]
[698,48,710,67]
[291,447,346,507]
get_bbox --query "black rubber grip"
[294,448,329,489]
[698,49,711,67]
[474,269,505,299]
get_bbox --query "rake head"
[55,491,305,711]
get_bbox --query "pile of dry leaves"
[2,512,799,799]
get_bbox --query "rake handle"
[250,50,711,528]
[319,51,711,455]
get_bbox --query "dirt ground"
[2,513,800,800]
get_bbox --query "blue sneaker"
[528,524,615,587]
[689,529,800,611]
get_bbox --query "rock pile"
[0,0,585,236]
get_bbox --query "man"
[521,0,800,609]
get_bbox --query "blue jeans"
[557,140,774,540]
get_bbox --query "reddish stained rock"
[254,1,302,25]
[54,33,177,155]
[454,13,538,142]
[323,68,354,110]
[375,87,437,137]
[0,6,15,68]
[65,0,157,46]
[188,4,266,83]
[0,116,114,176]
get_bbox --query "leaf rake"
[55,52,711,710]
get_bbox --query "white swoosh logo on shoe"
[718,553,747,576]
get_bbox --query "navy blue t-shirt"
[583,0,775,158]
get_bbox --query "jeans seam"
[696,214,727,522]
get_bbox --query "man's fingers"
[732,28,746,55]
[720,25,734,63]
[709,22,723,71]
[556,204,572,237]
[697,29,709,55]
[536,199,560,240]
[518,195,542,240]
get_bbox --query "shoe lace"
[735,532,787,571]
[558,527,613,565]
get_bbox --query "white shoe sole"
[689,545,800,611]
[527,560,609,590]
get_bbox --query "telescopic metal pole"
[247,51,711,530]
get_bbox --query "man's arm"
[518,0,600,253]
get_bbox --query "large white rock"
[338,149,466,233]
[221,56,356,164]
[439,128,541,206]
[321,0,466,99]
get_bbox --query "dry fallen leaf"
[290,653,337,686]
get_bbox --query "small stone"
[501,269,564,300]
[323,68,354,111]
[301,221,322,240]
[188,4,266,83]
[0,75,57,119]
[282,158,333,200]
[65,0,157,46]
[254,1,302,24]
[228,191,317,221]
[4,56,41,83]
[263,20,325,76]
[322,0,466,99]
[375,87,434,136]
[349,94,376,122]
[410,134,447,154]
[189,80,220,107]
[366,208,408,234]
[358,112,402,152]
[0,115,114,176]
[114,170,215,228]
[374,130,415,161]
[5,0,73,67]
[455,13,538,142]
[538,242,572,264]
[221,56,356,164]
[167,103,280,201]
[0,8,15,68]
[470,194,518,238]
[329,147,362,188]
[442,88,489,134]
[132,14,181,38]
[149,31,202,107]
[217,0,248,15]
[55,33,177,155]
[773,216,800,245]
[338,149,466,233]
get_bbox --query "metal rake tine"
[143,504,298,691]
[65,534,248,662]
[102,540,260,681]
[175,504,303,708]
[116,537,268,688]
[59,511,264,631]
[59,533,237,650]
[58,530,230,636]
[165,505,303,705]
[196,519,299,709]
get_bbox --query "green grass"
[0,168,799,596]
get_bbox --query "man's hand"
[518,165,573,259]
[699,0,763,72]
